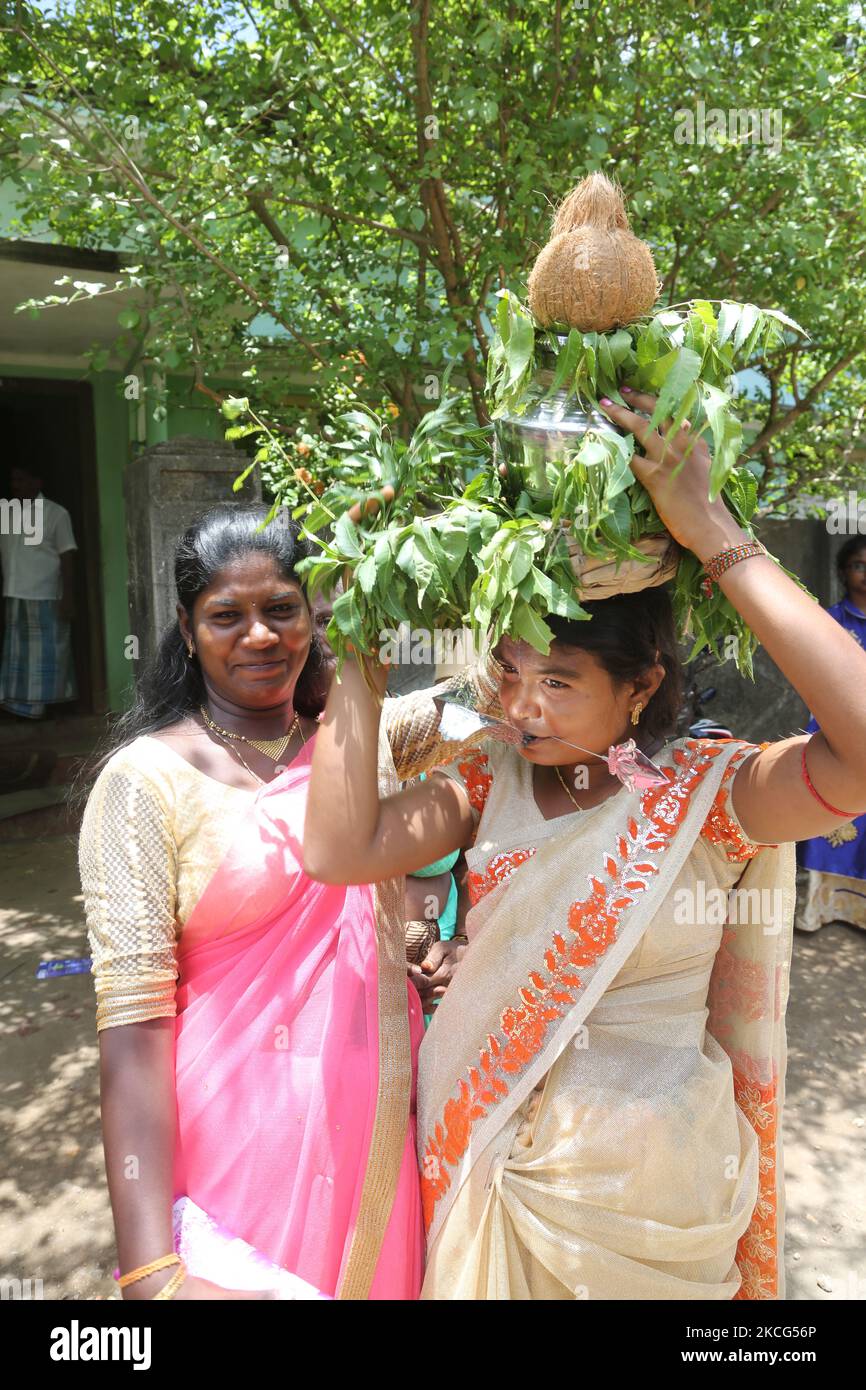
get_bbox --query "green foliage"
[299,289,806,676]
[297,475,583,671]
[220,385,487,525]
[490,291,806,503]
[296,399,769,677]
[1,0,850,680]
[2,0,866,507]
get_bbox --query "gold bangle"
[152,1264,187,1300]
[118,1253,180,1289]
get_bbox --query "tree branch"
[284,0,412,198]
[411,0,486,422]
[789,345,801,406]
[269,195,431,247]
[308,0,405,91]
[13,71,330,367]
[246,195,407,409]
[746,345,866,457]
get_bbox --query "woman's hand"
[598,390,745,560]
[409,937,467,1010]
[339,485,396,626]
[596,389,866,841]
[327,484,396,684]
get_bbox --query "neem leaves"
[296,294,808,677]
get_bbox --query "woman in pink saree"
[169,734,425,1298]
[79,504,457,1300]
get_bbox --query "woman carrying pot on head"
[796,535,866,934]
[79,502,479,1302]
[303,390,866,1301]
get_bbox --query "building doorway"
[0,376,106,714]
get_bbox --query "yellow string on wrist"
[118,1253,180,1289]
[152,1264,187,1300]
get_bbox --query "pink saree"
[171,734,425,1300]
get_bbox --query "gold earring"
[187,641,195,659]
[630,702,643,726]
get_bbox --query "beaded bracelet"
[702,540,766,590]
[801,741,860,819]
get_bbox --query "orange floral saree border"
[732,1067,780,1300]
[468,847,538,904]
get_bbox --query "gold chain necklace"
[199,706,304,761]
[214,734,266,786]
[554,763,583,812]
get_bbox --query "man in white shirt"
[0,466,77,719]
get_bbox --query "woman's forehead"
[496,634,601,673]
[202,553,301,596]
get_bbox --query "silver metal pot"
[490,337,680,594]
[492,337,625,491]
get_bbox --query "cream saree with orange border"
[416,735,794,1301]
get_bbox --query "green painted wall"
[91,372,134,711]
[166,384,226,443]
[120,372,234,709]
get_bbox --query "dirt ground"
[1,831,864,1301]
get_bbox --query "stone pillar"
[124,436,261,674]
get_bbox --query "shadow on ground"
[0,834,863,1301]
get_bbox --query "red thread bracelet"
[800,742,859,819]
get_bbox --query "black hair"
[836,536,866,590]
[106,505,327,756]
[545,587,683,742]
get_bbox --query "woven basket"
[566,531,680,601]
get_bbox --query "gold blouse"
[78,654,504,1033]
[78,738,253,1031]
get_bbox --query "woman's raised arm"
[601,391,866,845]
[302,652,475,885]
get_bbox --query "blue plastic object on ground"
[36,958,92,980]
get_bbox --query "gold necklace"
[554,764,583,812]
[199,706,304,760]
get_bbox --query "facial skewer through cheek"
[435,699,670,793]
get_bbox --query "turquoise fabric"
[412,848,461,878]
[412,775,460,878]
[438,872,458,941]
[417,875,458,1027]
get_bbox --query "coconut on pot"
[527,173,660,332]
[495,175,659,567]
[303,170,805,684]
